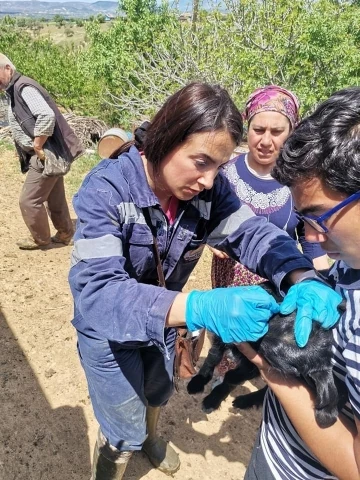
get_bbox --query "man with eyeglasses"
[240,87,360,480]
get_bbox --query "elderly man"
[240,87,360,480]
[0,53,83,249]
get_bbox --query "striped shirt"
[6,85,55,150]
[261,260,360,479]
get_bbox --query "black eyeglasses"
[296,190,360,233]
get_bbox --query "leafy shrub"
[64,27,74,37]
[1,0,360,127]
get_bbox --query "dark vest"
[6,72,84,170]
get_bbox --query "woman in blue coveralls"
[68,83,341,480]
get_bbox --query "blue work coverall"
[69,146,312,450]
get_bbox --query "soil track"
[0,149,263,480]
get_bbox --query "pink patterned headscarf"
[243,85,300,129]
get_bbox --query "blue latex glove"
[185,286,280,344]
[280,280,342,348]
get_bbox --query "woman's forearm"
[165,292,188,327]
[285,268,313,285]
[266,375,359,480]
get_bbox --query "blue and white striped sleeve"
[343,290,360,419]
[21,86,55,137]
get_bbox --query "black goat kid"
[187,282,345,428]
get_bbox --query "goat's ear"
[308,370,339,428]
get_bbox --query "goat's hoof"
[202,396,221,414]
[187,375,207,394]
[232,396,253,409]
[201,403,216,414]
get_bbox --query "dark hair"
[273,86,360,195]
[111,83,243,168]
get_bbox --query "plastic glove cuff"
[185,290,204,332]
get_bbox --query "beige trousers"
[19,156,73,245]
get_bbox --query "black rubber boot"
[90,429,132,480]
[142,406,180,475]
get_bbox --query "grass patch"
[37,22,111,46]
[0,140,16,152]
[0,142,21,175]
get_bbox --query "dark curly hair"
[273,87,360,195]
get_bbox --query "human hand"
[237,343,298,388]
[237,342,272,382]
[33,135,48,160]
[280,280,342,348]
[185,285,280,344]
[34,148,46,161]
[208,245,229,259]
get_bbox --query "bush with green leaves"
[106,0,360,120]
[96,14,106,23]
[64,27,74,37]
[1,0,360,126]
[53,14,66,26]
[16,17,27,28]
[0,25,104,116]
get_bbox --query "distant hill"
[0,0,222,19]
[0,0,225,19]
[0,1,119,19]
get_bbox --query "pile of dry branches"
[63,113,109,149]
[0,113,110,150]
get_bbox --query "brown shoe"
[17,237,51,250]
[51,231,74,246]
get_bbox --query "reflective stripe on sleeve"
[71,234,123,266]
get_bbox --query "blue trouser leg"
[141,340,175,406]
[77,328,176,451]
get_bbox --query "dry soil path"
[0,149,262,480]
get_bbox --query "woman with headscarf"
[211,85,328,291]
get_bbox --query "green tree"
[0,25,104,116]
[16,17,27,28]
[105,0,360,122]
[96,14,106,23]
[2,0,360,127]
[82,0,178,122]
[64,27,74,37]
[53,14,66,27]
[3,15,16,26]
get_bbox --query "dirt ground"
[0,149,263,480]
